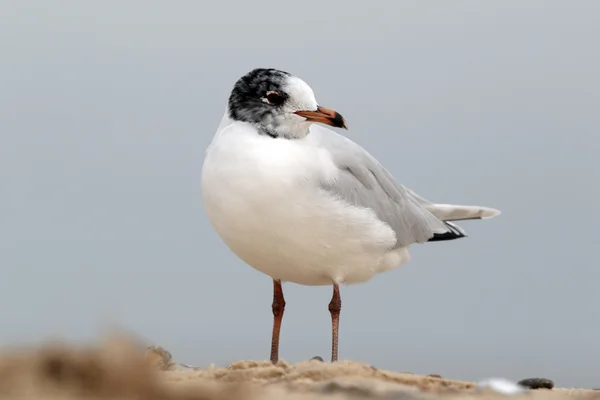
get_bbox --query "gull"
[201,68,500,364]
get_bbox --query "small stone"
[144,346,173,370]
[517,378,554,390]
[310,356,324,362]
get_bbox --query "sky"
[1,0,599,389]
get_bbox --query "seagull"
[201,68,500,364]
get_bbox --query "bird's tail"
[403,187,500,242]
[404,187,500,222]
[423,204,501,222]
[426,205,500,242]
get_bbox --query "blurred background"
[1,0,599,388]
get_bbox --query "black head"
[226,68,347,139]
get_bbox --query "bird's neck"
[258,123,310,140]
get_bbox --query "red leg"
[328,283,342,362]
[270,279,285,363]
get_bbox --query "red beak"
[294,106,348,129]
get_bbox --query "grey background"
[1,0,599,388]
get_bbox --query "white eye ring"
[264,91,284,105]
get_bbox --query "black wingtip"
[427,222,467,242]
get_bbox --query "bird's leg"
[270,279,286,364]
[328,283,342,362]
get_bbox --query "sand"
[0,335,595,400]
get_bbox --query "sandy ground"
[0,335,596,400]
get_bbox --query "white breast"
[201,119,402,286]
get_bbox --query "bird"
[200,68,500,364]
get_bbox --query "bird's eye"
[266,91,285,106]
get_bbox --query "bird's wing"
[307,125,465,248]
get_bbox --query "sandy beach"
[0,335,595,400]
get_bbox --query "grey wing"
[308,125,465,248]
